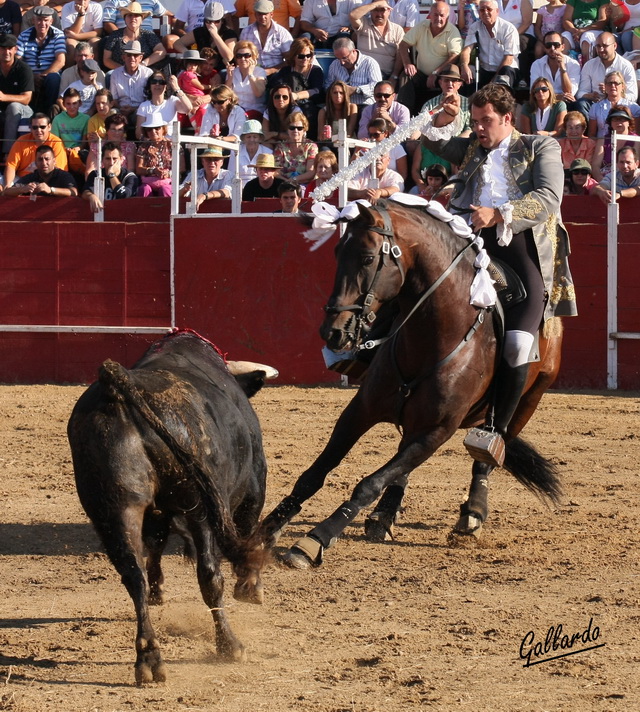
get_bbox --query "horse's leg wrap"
[365,483,406,541]
[453,463,493,537]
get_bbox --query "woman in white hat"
[135,71,193,139]
[227,118,273,187]
[136,114,176,197]
[103,2,166,70]
[226,40,267,119]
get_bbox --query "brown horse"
[260,200,563,568]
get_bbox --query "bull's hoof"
[233,579,264,605]
[364,511,396,542]
[135,651,166,685]
[452,513,484,538]
[282,536,323,569]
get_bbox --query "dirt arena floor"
[1,383,639,712]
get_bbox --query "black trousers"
[480,226,545,335]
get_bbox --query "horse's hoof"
[233,579,264,605]
[364,512,396,542]
[282,536,323,569]
[452,513,484,537]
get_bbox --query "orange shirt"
[235,0,301,27]
[557,137,596,171]
[6,134,69,178]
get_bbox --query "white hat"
[142,113,167,129]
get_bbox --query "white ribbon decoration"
[303,200,371,251]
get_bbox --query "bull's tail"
[503,436,563,505]
[98,360,265,571]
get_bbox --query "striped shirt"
[325,51,382,105]
[17,26,66,73]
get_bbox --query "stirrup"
[463,427,506,468]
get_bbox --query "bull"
[67,330,275,684]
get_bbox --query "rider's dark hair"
[471,83,515,116]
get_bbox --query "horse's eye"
[362,255,375,266]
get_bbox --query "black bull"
[67,331,269,684]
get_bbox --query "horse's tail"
[98,360,266,573]
[503,436,563,505]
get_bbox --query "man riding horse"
[421,82,577,467]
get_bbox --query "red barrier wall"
[0,196,638,388]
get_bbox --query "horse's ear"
[357,202,377,226]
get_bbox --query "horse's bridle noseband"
[323,205,405,345]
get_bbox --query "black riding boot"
[464,362,530,467]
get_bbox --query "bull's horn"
[227,360,279,380]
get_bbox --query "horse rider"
[420,82,577,466]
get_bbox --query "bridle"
[323,205,405,347]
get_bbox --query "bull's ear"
[234,371,266,398]
[357,202,377,226]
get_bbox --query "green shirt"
[51,111,90,149]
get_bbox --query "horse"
[259,199,564,568]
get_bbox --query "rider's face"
[470,103,513,150]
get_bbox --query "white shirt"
[530,55,581,97]
[61,1,104,32]
[231,66,267,113]
[180,167,233,196]
[239,21,293,69]
[478,133,520,208]
[301,0,363,37]
[175,0,206,32]
[348,167,404,191]
[110,65,153,108]
[389,0,420,29]
[464,17,520,71]
[578,55,638,102]
[67,79,104,114]
[227,144,273,187]
[198,103,246,139]
[136,96,184,135]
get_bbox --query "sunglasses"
[374,92,392,99]
[571,169,590,175]
[288,125,304,130]
[32,124,48,129]
[273,93,289,99]
[605,81,622,86]
[235,53,252,59]
[534,86,549,93]
[368,131,383,138]
[544,42,561,49]
[297,53,313,59]
[212,99,227,104]
[150,78,166,85]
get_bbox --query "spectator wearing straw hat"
[110,40,153,121]
[242,152,284,199]
[16,6,66,114]
[102,2,166,70]
[179,145,233,207]
[102,0,170,34]
[239,0,293,76]
[228,117,273,187]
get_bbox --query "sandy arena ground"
[1,383,639,711]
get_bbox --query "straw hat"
[249,154,280,169]
[201,146,228,158]
[120,2,152,19]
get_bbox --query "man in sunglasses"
[357,79,409,138]
[350,0,404,80]
[4,111,67,188]
[575,32,637,119]
[530,31,580,104]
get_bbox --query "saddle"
[487,258,527,311]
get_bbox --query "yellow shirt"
[402,20,463,76]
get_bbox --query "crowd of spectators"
[1,0,640,209]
